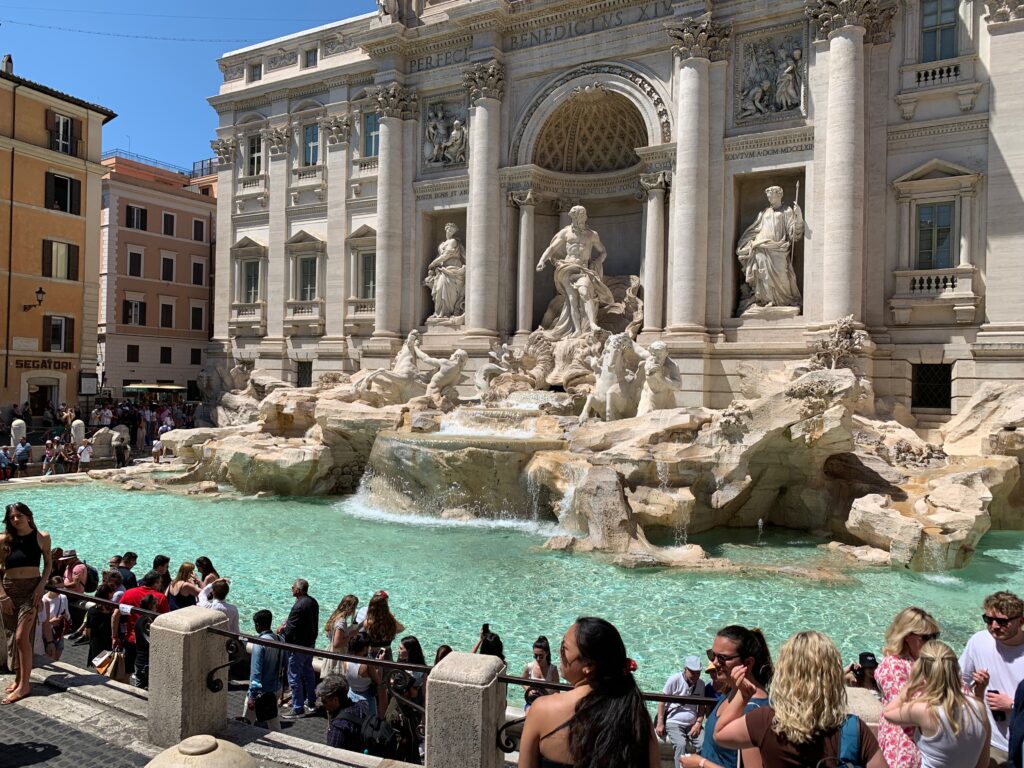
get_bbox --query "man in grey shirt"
[198,579,240,634]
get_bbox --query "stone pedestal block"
[149,606,229,748]
[425,651,506,768]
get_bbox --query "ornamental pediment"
[893,158,982,184]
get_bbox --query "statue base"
[424,314,465,329]
[737,304,801,321]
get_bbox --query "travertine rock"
[161,425,259,463]
[943,381,1024,456]
[846,494,924,567]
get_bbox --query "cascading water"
[757,518,765,547]
[657,460,689,548]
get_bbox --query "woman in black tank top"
[0,502,53,705]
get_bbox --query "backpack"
[360,714,402,759]
[815,715,864,768]
[83,562,100,593]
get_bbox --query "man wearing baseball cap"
[656,654,710,765]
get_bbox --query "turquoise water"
[4,483,1023,692]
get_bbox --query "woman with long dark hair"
[519,616,657,768]
[194,556,219,587]
[683,624,774,768]
[0,502,53,704]
[363,592,404,660]
[522,636,560,708]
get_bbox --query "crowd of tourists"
[3,499,1024,768]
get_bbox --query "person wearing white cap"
[656,654,710,766]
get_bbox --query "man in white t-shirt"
[960,590,1024,765]
[99,405,112,426]
[655,655,710,765]
[77,439,93,472]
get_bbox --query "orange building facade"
[0,59,116,413]
[98,155,216,398]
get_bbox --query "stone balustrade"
[889,265,980,324]
[900,54,976,91]
[292,164,324,184]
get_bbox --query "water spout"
[757,518,765,547]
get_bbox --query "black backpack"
[360,714,402,759]
[83,562,99,593]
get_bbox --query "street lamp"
[23,286,46,311]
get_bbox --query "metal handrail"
[51,585,161,618]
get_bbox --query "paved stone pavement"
[0,704,151,768]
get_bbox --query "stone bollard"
[425,652,506,768]
[71,418,85,444]
[149,606,229,748]
[146,735,255,767]
[10,418,25,447]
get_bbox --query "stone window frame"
[285,231,326,304]
[244,132,264,178]
[189,300,207,332]
[901,0,977,65]
[159,296,177,329]
[229,238,269,308]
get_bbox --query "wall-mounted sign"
[14,359,75,370]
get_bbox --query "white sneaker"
[304,703,318,715]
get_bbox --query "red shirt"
[118,586,169,644]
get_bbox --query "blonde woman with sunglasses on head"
[876,607,942,768]
[884,640,989,768]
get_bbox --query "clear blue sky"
[0,1,375,170]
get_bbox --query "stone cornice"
[503,0,655,34]
[498,162,651,199]
[666,14,732,61]
[463,60,505,102]
[373,82,418,119]
[723,126,815,160]
[413,175,471,201]
[805,0,896,40]
[886,115,988,145]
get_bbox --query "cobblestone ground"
[0,704,150,768]
[61,639,330,744]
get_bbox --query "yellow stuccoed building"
[0,55,115,419]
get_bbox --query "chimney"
[1,54,12,75]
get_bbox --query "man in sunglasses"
[960,591,1024,766]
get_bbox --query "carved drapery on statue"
[736,186,804,316]
[424,223,466,319]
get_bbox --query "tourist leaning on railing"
[0,502,52,705]
[519,617,658,768]
[279,578,320,719]
[112,570,169,673]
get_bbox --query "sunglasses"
[982,614,1022,627]
[913,632,940,642]
[706,649,742,664]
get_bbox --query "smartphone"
[991,689,1007,721]
[482,623,490,635]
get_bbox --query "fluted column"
[640,172,670,332]
[463,60,505,337]
[807,0,878,323]
[372,83,416,338]
[510,190,537,334]
[321,114,352,339]
[665,17,731,334]
[264,125,291,340]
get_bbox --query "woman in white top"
[321,594,358,677]
[884,640,990,768]
[522,636,560,708]
[34,579,70,660]
[343,632,384,716]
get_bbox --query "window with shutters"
[162,212,176,237]
[52,114,73,155]
[191,305,204,331]
[190,348,203,365]
[42,240,79,281]
[47,173,75,213]
[126,205,146,230]
[192,219,205,242]
[128,249,143,277]
[123,300,145,326]
[160,347,172,365]
[43,316,73,353]
[192,261,205,286]
[126,345,140,363]
[160,303,174,328]
[161,255,175,282]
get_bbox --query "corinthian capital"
[805,0,892,40]
[319,114,352,145]
[639,171,671,194]
[374,82,418,120]
[210,137,237,166]
[665,13,732,62]
[463,60,505,102]
[509,189,537,208]
[262,126,291,156]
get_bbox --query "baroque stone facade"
[208,0,1024,419]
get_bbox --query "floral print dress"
[875,654,921,768]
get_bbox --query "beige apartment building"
[98,153,216,399]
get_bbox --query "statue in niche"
[536,205,615,340]
[424,105,450,164]
[736,185,804,315]
[424,223,466,319]
[442,119,467,165]
[774,47,802,111]
[358,329,443,404]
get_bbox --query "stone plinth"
[425,652,506,768]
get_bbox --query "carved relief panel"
[421,93,469,171]
[733,23,809,127]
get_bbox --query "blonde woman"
[884,641,989,768]
[321,594,358,677]
[876,607,942,768]
[166,562,201,610]
[716,631,885,767]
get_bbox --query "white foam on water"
[337,496,565,537]
[921,573,964,586]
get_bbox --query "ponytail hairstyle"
[533,635,552,666]
[564,617,652,768]
[717,625,774,687]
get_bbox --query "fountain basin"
[367,430,566,518]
